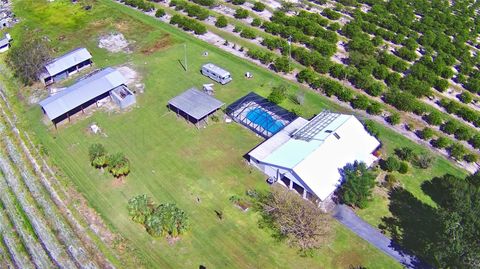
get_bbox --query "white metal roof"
[44,47,92,76]
[39,68,127,121]
[251,115,380,200]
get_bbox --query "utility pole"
[184,43,188,72]
[288,36,292,72]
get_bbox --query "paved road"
[333,204,431,269]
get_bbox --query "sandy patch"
[117,65,145,93]
[98,32,131,53]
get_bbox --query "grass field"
[6,0,467,268]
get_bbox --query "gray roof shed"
[39,67,127,121]
[168,88,224,120]
[44,47,92,76]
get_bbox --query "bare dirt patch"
[116,65,144,93]
[140,34,172,55]
[98,32,132,53]
[111,177,126,188]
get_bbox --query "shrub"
[215,15,228,28]
[338,162,376,209]
[367,102,382,115]
[155,8,166,18]
[458,92,473,104]
[469,134,480,149]
[394,147,416,162]
[413,154,434,169]
[232,0,245,4]
[381,156,401,172]
[145,203,189,237]
[363,120,380,137]
[127,194,153,224]
[431,137,451,149]
[387,113,401,125]
[441,120,459,135]
[252,1,266,11]
[108,153,130,178]
[464,154,477,163]
[383,174,398,190]
[268,85,288,104]
[425,111,443,126]
[398,162,409,174]
[251,18,262,27]
[234,8,249,19]
[418,127,434,140]
[448,143,466,160]
[240,28,256,39]
[274,56,292,73]
[88,143,108,169]
[350,95,370,110]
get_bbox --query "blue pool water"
[246,108,284,134]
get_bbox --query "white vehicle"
[201,63,232,84]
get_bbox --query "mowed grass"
[9,0,465,268]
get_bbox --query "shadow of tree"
[379,188,442,266]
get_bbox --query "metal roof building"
[249,111,381,202]
[168,88,224,126]
[39,47,93,85]
[39,67,127,123]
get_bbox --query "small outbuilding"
[168,88,224,127]
[39,47,93,85]
[39,67,134,126]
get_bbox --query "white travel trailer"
[201,63,232,85]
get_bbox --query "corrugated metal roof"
[202,63,230,78]
[168,88,224,120]
[39,68,127,121]
[44,47,92,76]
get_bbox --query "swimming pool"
[246,108,284,134]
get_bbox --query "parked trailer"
[201,63,232,85]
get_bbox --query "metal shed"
[39,67,128,125]
[39,47,93,85]
[168,88,224,127]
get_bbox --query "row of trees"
[127,194,189,237]
[169,0,210,21]
[170,14,207,35]
[121,0,154,11]
[439,99,480,127]
[88,144,131,178]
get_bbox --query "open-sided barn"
[39,47,93,85]
[39,67,135,126]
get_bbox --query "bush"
[387,113,401,125]
[240,28,256,39]
[274,56,292,73]
[418,127,434,140]
[470,134,480,149]
[381,156,401,172]
[431,136,451,149]
[350,95,370,110]
[394,147,416,162]
[398,162,409,174]
[145,203,189,237]
[215,15,228,28]
[367,101,382,115]
[464,154,477,163]
[413,154,434,169]
[363,119,380,137]
[127,194,153,224]
[251,17,262,27]
[424,111,443,126]
[234,8,249,19]
[155,8,166,18]
[232,0,245,4]
[107,153,130,178]
[339,162,376,209]
[448,143,466,160]
[252,1,266,11]
[89,143,108,169]
[268,85,288,104]
[383,174,398,190]
[458,92,473,104]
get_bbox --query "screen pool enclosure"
[226,92,297,138]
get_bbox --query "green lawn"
[7,0,467,268]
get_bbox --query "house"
[0,32,11,53]
[248,111,381,203]
[39,67,134,126]
[168,88,224,128]
[39,47,93,85]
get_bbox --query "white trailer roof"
[202,63,230,78]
